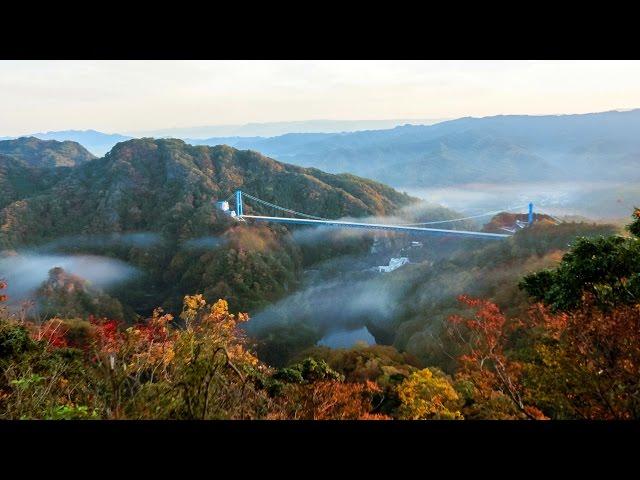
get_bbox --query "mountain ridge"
[5,108,640,187]
[0,137,95,168]
[0,138,415,248]
[188,109,640,186]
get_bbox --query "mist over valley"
[2,89,639,420]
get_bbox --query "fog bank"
[0,252,139,305]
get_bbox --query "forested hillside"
[248,219,618,368]
[2,211,637,420]
[0,138,413,247]
[0,155,69,210]
[0,138,416,317]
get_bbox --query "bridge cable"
[240,192,534,229]
[241,192,330,221]
[399,204,530,226]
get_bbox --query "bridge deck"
[241,215,512,240]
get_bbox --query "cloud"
[246,270,408,340]
[0,252,139,306]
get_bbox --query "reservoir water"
[317,326,376,349]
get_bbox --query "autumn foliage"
[3,210,640,420]
[527,297,640,419]
[396,368,462,420]
[4,283,640,419]
[448,296,547,420]
[0,293,386,419]
[269,379,389,420]
[446,293,640,420]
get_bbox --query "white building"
[377,257,409,273]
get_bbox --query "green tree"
[520,209,640,311]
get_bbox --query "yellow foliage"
[211,298,229,318]
[397,368,463,420]
[183,294,206,313]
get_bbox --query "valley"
[0,108,637,420]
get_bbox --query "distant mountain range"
[188,109,640,187]
[127,118,447,139]
[22,130,131,156]
[1,120,444,157]
[3,109,640,187]
[0,130,131,156]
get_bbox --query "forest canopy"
[1,210,639,419]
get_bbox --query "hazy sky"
[1,60,640,136]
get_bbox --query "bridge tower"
[235,190,243,217]
[528,202,534,225]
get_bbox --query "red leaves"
[131,312,171,344]
[451,292,640,419]
[450,295,510,374]
[527,302,568,340]
[449,295,547,420]
[90,317,123,354]
[32,319,69,349]
[0,280,7,303]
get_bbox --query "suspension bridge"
[216,190,536,240]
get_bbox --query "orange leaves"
[534,298,640,419]
[179,295,256,364]
[184,294,206,312]
[0,280,7,303]
[527,302,568,340]
[271,379,388,420]
[450,295,510,376]
[523,405,547,421]
[210,298,229,318]
[451,292,640,419]
[449,295,547,420]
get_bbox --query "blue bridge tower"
[235,190,243,217]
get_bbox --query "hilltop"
[0,137,95,168]
[26,130,132,157]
